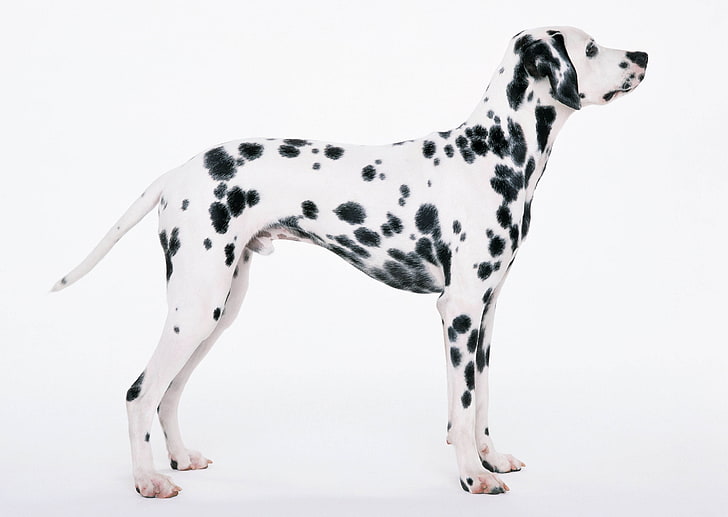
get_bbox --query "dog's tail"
[51,172,169,292]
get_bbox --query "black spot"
[333,235,370,258]
[461,391,472,408]
[204,147,237,181]
[227,186,246,217]
[485,344,491,367]
[386,213,403,234]
[159,228,181,282]
[209,202,231,234]
[483,287,493,306]
[213,308,221,321]
[181,199,189,211]
[415,237,437,264]
[278,144,300,158]
[490,164,524,204]
[324,145,345,160]
[496,206,512,228]
[435,242,452,286]
[354,227,381,247]
[489,235,506,257]
[203,238,212,250]
[453,315,471,334]
[170,459,178,470]
[452,221,461,235]
[334,202,366,225]
[455,135,475,164]
[484,427,490,436]
[465,361,475,390]
[225,243,235,266]
[239,142,264,160]
[312,162,321,170]
[126,372,144,402]
[619,61,629,69]
[415,204,440,237]
[466,477,474,486]
[447,326,458,342]
[509,224,520,251]
[145,433,150,442]
[284,138,309,147]
[214,182,227,199]
[488,125,509,158]
[387,248,407,263]
[302,200,318,219]
[460,479,470,492]
[444,144,454,158]
[535,105,557,152]
[476,339,487,372]
[246,190,260,207]
[524,157,536,187]
[467,329,478,354]
[507,61,530,111]
[434,158,440,166]
[522,200,532,238]
[470,137,488,156]
[450,347,462,367]
[439,130,451,139]
[477,262,493,280]
[422,140,436,158]
[362,165,376,181]
[508,119,527,165]
[328,244,367,266]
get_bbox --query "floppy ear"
[522,33,581,110]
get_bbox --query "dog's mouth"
[602,89,626,102]
[603,72,646,102]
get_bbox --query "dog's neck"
[464,59,576,201]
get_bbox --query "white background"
[2,1,726,516]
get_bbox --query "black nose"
[626,51,648,69]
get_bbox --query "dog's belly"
[250,225,446,294]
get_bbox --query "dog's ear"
[522,32,581,110]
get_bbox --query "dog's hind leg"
[125,245,240,498]
[157,248,253,472]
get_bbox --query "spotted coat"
[53,26,647,498]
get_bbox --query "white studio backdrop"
[1,1,726,516]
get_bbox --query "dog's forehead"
[513,26,592,49]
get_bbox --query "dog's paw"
[459,469,510,494]
[169,449,212,471]
[480,451,526,473]
[134,471,182,498]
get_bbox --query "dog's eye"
[586,41,599,58]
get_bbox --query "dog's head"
[507,27,648,111]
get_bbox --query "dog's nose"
[626,51,648,69]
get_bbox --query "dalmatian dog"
[53,26,647,497]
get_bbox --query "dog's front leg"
[474,289,526,474]
[437,287,510,494]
